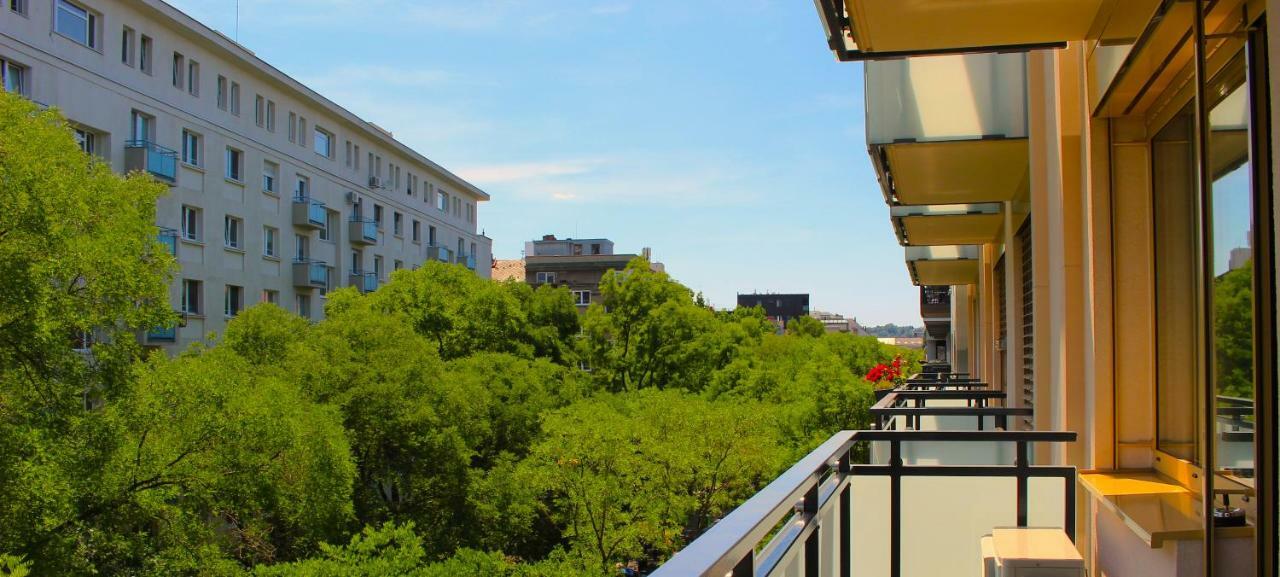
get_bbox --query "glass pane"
[1153,103,1202,462]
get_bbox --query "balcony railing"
[292,196,327,229]
[651,426,1076,577]
[291,259,328,288]
[124,140,178,183]
[156,227,178,257]
[142,311,185,344]
[457,252,476,269]
[349,270,378,293]
[426,244,453,263]
[872,388,1030,432]
[348,217,377,245]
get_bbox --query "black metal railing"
[650,429,1077,577]
[873,388,1031,431]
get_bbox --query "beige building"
[522,235,658,310]
[1,0,492,352]
[656,1,1279,577]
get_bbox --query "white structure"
[1,0,492,352]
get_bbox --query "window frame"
[263,225,278,257]
[182,279,202,315]
[223,215,242,250]
[180,205,201,242]
[53,0,97,50]
[1,57,29,96]
[314,126,333,158]
[181,129,201,166]
[223,284,243,317]
[224,146,243,182]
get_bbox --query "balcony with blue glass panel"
[348,217,378,245]
[141,311,185,346]
[292,259,328,289]
[124,140,178,184]
[349,270,378,293]
[292,196,327,229]
[156,227,178,258]
[426,244,453,263]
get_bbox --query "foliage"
[785,315,826,338]
[1213,263,1254,399]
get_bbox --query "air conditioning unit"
[368,176,382,189]
[980,528,1083,577]
[344,191,358,204]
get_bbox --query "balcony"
[292,196,327,229]
[349,270,378,293]
[156,227,178,258]
[890,203,1003,247]
[141,311,185,346]
[291,259,328,289]
[426,244,453,263]
[124,140,178,184]
[919,285,950,318]
[457,252,476,269]
[348,217,377,245]
[905,245,980,286]
[865,52,1028,207]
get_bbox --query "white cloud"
[457,160,604,184]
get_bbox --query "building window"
[225,147,243,181]
[314,127,333,158]
[54,0,97,49]
[224,285,243,317]
[261,289,279,305]
[73,127,96,155]
[536,272,557,284]
[229,82,240,116]
[254,94,265,127]
[180,205,201,241]
[265,100,276,132]
[437,191,448,211]
[297,117,307,147]
[216,75,227,110]
[428,225,437,245]
[263,226,278,257]
[294,234,308,260]
[344,140,352,167]
[9,0,26,15]
[130,110,153,141]
[172,53,184,88]
[573,290,591,306]
[139,35,152,74]
[223,215,242,249]
[1,58,27,95]
[287,112,297,143]
[182,279,202,315]
[262,160,278,193]
[187,60,199,96]
[121,26,135,66]
[373,204,383,229]
[295,174,309,198]
[411,220,421,242]
[181,130,200,166]
[471,241,477,259]
[354,144,361,171]
[393,212,403,236]
[373,255,383,280]
[319,209,334,241]
[295,294,310,319]
[453,197,461,217]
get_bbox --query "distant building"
[877,336,925,349]
[810,310,866,334]
[737,293,810,333]
[522,235,660,310]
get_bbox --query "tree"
[786,315,826,338]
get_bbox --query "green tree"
[786,315,826,338]
[1214,263,1254,399]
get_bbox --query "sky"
[166,0,920,326]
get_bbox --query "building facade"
[1,0,492,352]
[656,1,1279,576]
[737,293,810,332]
[522,235,657,310]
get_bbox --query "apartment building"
[655,1,1278,577]
[0,0,492,352]
[523,235,660,310]
[736,292,810,333]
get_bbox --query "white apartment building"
[1,0,493,352]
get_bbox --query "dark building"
[736,293,810,332]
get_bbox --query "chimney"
[642,247,652,260]
[542,234,557,241]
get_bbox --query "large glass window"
[54,0,95,48]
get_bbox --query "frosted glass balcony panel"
[866,53,1028,145]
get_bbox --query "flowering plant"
[865,355,904,390]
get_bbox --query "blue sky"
[167,0,920,326]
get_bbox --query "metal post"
[840,450,852,577]
[1015,441,1029,527]
[1191,4,1216,576]
[731,552,754,577]
[890,440,902,577]
[805,483,820,577]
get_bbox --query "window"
[350,249,361,273]
[437,191,448,211]
[295,294,310,319]
[139,35,152,74]
[373,204,384,228]
[314,127,333,158]
[288,112,297,143]
[254,95,265,127]
[130,110,153,141]
[471,242,477,260]
[393,212,403,236]
[1,58,27,95]
[181,130,200,166]
[182,279,202,315]
[295,174,310,198]
[319,210,334,241]
[373,255,383,279]
[121,27,135,66]
[172,53,184,88]
[298,117,307,147]
[263,226,278,257]
[229,82,240,115]
[261,289,279,304]
[216,75,227,110]
[407,173,416,196]
[73,127,96,155]
[457,238,465,258]
[187,60,199,96]
[536,272,557,284]
[354,144,361,171]
[55,0,96,49]
[294,234,308,260]
[9,0,26,15]
[224,147,243,181]
[223,215,242,249]
[573,290,591,306]
[466,203,474,224]
[428,225,437,245]
[412,220,421,242]
[224,285,243,317]
[262,160,278,193]
[344,140,352,167]
[265,100,276,132]
[180,205,201,241]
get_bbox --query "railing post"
[1065,472,1076,541]
[839,450,851,577]
[804,481,820,577]
[1015,440,1028,527]
[731,551,754,577]
[890,440,902,577]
